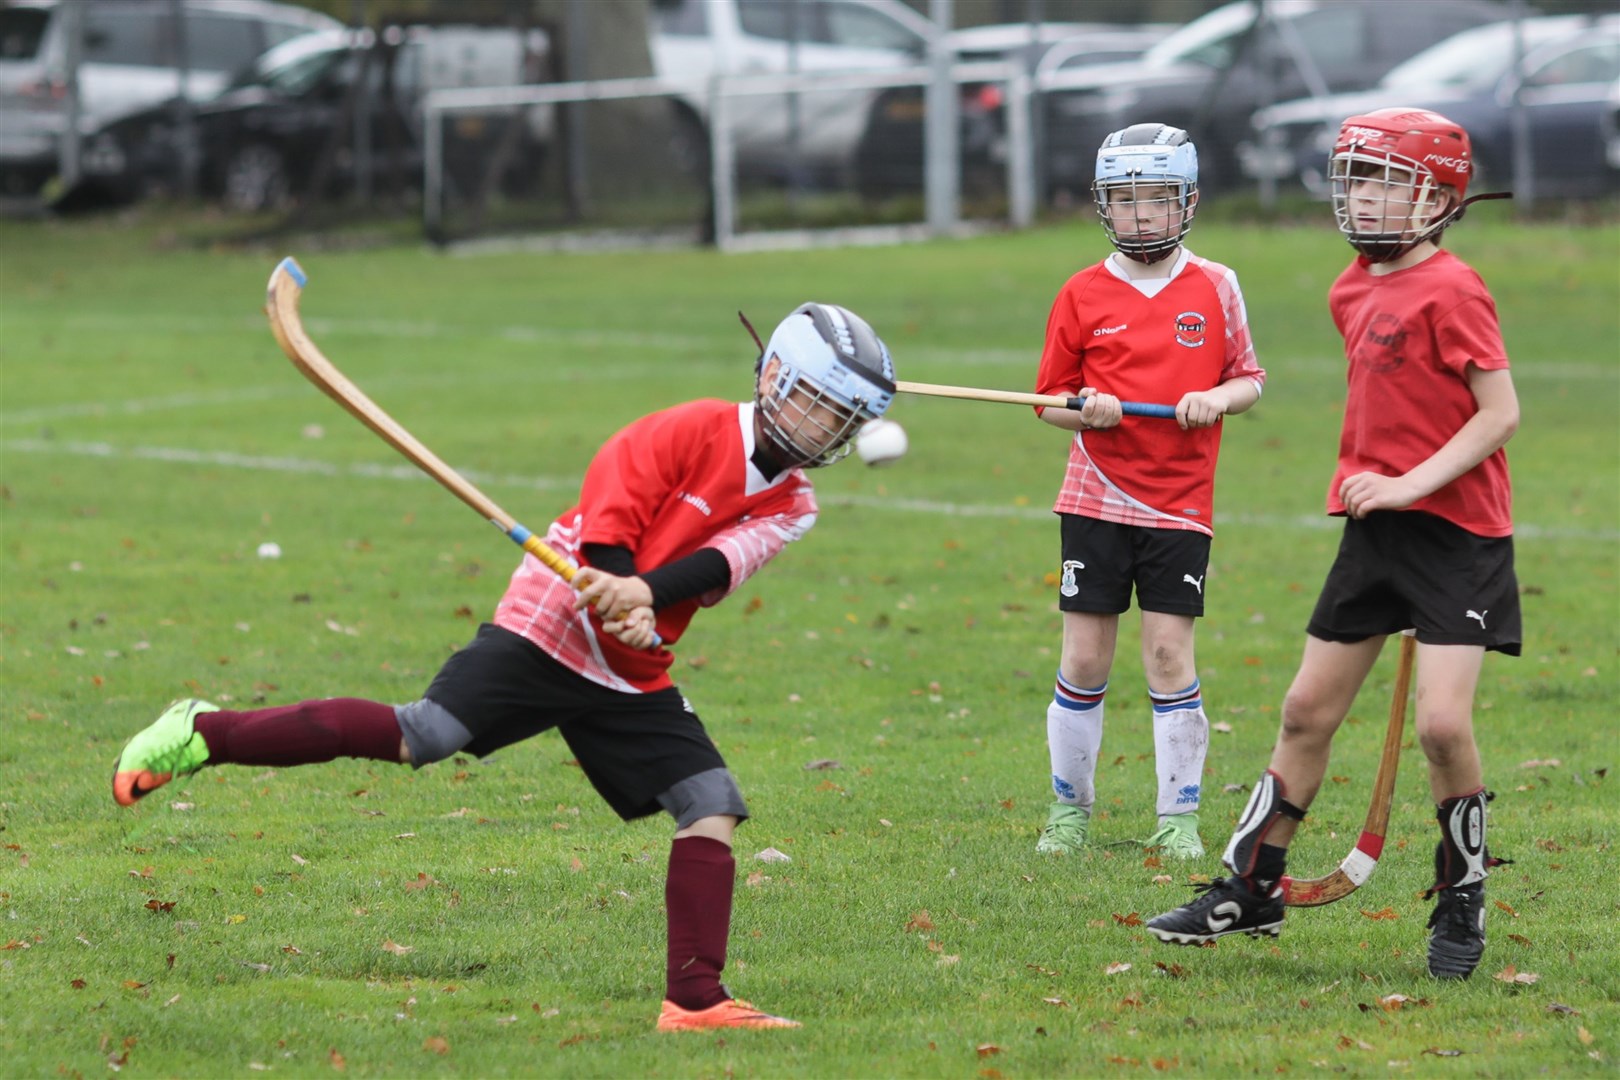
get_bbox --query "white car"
[649,0,938,185]
[0,0,341,195]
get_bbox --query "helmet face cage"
[1329,110,1470,262]
[1091,124,1198,264]
[755,303,896,469]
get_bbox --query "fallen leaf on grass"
[1042,997,1067,1007]
[976,1044,1001,1057]
[1111,912,1142,927]
[145,900,176,914]
[905,911,935,933]
[1519,759,1561,769]
[1359,907,1398,921]
[422,1036,450,1055]
[802,759,841,770]
[329,1048,346,1071]
[1579,1027,1594,1045]
[1494,899,1519,918]
[404,873,439,892]
[1547,1003,1581,1016]
[1509,933,1533,947]
[382,940,414,955]
[1422,1048,1464,1057]
[1105,962,1132,975]
[755,847,792,864]
[1493,965,1539,985]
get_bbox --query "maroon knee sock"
[664,835,735,1011]
[193,698,403,767]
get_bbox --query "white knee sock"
[1150,680,1208,818]
[1046,673,1106,811]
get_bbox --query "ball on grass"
[256,542,282,560]
[856,418,907,466]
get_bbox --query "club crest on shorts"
[1060,559,1085,597]
[1174,311,1207,348]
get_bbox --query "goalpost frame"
[421,60,1032,251]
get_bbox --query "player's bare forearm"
[1339,368,1519,518]
[1177,377,1261,430]
[1037,386,1121,431]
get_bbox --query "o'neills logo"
[1424,153,1470,172]
[1174,311,1207,348]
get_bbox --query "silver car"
[0,0,340,197]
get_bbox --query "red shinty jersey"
[1327,251,1512,537]
[1035,250,1265,535]
[494,400,818,693]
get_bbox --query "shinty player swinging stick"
[112,264,907,1030]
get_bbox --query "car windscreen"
[229,43,347,94]
[1378,20,1581,92]
[0,8,50,60]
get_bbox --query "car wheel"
[222,144,290,213]
[667,103,710,186]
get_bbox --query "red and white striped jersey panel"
[493,400,819,693]
[1040,250,1265,535]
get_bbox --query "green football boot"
[112,699,217,806]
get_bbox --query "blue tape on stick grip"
[507,522,533,545]
[276,257,307,287]
[1067,395,1178,420]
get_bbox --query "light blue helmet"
[1092,123,1199,263]
[754,302,896,468]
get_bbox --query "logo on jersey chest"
[1355,312,1408,373]
[678,491,713,516]
[1174,311,1207,348]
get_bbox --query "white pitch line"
[4,438,1615,543]
[27,311,1620,379]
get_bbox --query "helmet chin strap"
[1353,190,1512,262]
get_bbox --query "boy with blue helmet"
[1031,123,1266,860]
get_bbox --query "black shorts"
[421,623,741,821]
[1057,514,1211,616]
[1308,511,1521,655]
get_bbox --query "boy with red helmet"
[111,302,898,1029]
[1030,123,1267,861]
[1147,108,1521,981]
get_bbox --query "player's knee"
[394,698,474,766]
[657,768,749,830]
[1278,687,1337,743]
[1417,713,1474,764]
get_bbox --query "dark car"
[76,24,551,211]
[1037,0,1514,201]
[852,21,1171,200]
[1244,14,1620,200]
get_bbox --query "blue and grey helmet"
[755,302,896,468]
[1092,123,1199,263]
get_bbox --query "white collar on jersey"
[738,402,796,496]
[1104,247,1190,298]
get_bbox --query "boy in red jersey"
[1148,108,1521,982]
[111,302,900,1029]
[1031,123,1266,860]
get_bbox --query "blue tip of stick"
[275,257,307,287]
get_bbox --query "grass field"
[1,210,1616,1078]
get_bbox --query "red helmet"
[1329,108,1473,261]
[1332,107,1473,195]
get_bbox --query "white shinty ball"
[256,542,283,560]
[855,418,907,466]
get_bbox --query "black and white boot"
[1146,876,1285,945]
[1426,789,1493,979]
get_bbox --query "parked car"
[1243,14,1620,200]
[1036,0,1514,200]
[649,0,937,187]
[75,24,553,211]
[0,0,340,196]
[852,21,1173,199]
